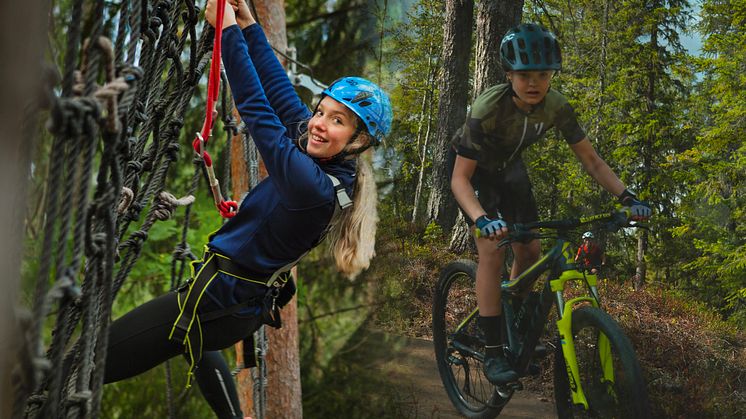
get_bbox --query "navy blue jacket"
[205,24,356,307]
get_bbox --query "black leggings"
[105,291,261,418]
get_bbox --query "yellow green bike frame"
[550,242,614,409]
[451,210,631,411]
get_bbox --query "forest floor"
[366,330,557,418]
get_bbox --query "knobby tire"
[432,260,509,419]
[554,306,651,418]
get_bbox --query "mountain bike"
[432,209,651,418]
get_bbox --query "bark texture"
[230,1,302,417]
[426,0,474,233]
[0,0,46,416]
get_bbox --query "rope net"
[16,0,251,417]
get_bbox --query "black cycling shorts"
[447,147,539,225]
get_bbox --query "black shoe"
[483,356,518,385]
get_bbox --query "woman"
[102,1,393,417]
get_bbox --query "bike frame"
[454,212,621,410]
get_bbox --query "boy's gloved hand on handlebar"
[475,215,507,239]
[617,189,651,221]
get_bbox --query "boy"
[449,23,650,384]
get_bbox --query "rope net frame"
[15,0,256,417]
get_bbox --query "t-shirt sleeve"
[555,101,586,144]
[450,86,504,161]
[450,115,482,161]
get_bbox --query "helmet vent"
[351,91,374,104]
[531,41,541,64]
[519,52,529,65]
[506,43,516,63]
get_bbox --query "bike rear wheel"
[554,306,651,418]
[432,260,509,418]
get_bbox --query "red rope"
[193,0,237,218]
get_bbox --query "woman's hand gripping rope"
[197,0,238,218]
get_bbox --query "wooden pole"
[229,1,302,417]
[0,0,47,416]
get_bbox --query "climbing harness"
[193,0,238,219]
[168,174,352,385]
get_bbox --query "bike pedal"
[527,363,541,376]
[532,343,548,358]
[499,380,523,392]
[448,354,465,366]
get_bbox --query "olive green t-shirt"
[452,83,586,173]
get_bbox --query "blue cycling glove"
[475,215,507,238]
[618,189,652,220]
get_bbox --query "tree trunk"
[595,0,609,140]
[411,49,437,224]
[450,0,523,253]
[636,0,658,289]
[473,0,523,96]
[0,0,46,416]
[635,230,648,290]
[426,0,474,233]
[230,1,302,418]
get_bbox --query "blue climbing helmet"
[500,23,562,71]
[321,77,393,145]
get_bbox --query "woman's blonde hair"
[327,132,378,279]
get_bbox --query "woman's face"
[507,70,554,107]
[307,97,357,159]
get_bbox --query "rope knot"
[154,191,195,221]
[86,233,108,259]
[172,243,195,261]
[122,230,148,250]
[165,143,180,162]
[127,160,143,175]
[47,269,82,303]
[223,117,238,136]
[117,187,135,214]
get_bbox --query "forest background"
[16,0,746,417]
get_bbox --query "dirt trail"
[369,332,557,418]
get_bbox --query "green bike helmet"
[500,23,562,71]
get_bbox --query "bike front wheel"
[432,260,509,419]
[554,306,651,418]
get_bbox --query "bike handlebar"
[498,209,643,246]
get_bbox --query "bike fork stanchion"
[598,333,615,384]
[556,297,598,410]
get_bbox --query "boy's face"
[507,70,555,106]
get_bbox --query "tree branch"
[286,5,363,29]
